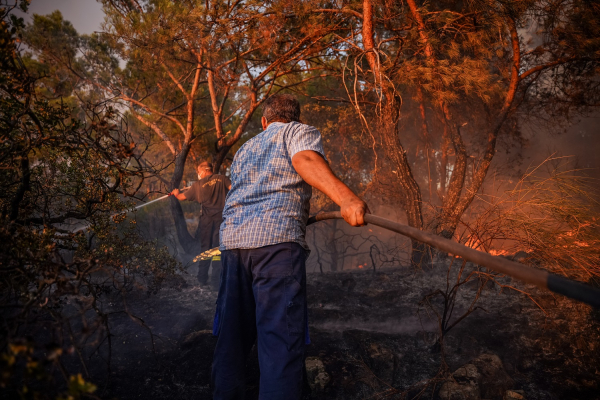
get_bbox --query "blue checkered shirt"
[219,121,326,250]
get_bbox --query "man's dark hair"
[198,161,213,171]
[262,94,301,123]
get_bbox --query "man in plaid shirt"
[212,94,369,399]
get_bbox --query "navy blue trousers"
[212,242,309,400]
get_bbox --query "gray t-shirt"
[185,174,231,218]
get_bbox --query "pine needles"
[456,156,600,281]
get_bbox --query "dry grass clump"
[456,157,600,281]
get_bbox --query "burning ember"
[489,249,511,256]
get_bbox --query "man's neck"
[266,121,287,128]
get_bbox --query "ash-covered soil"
[87,261,600,400]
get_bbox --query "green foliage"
[522,0,600,121]
[20,10,119,105]
[1,8,180,397]
[1,340,98,399]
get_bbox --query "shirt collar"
[266,121,287,130]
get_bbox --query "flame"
[557,227,592,248]
[489,249,511,256]
[464,237,485,251]
[573,241,590,248]
[461,237,512,257]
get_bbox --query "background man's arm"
[292,150,369,226]
[170,188,187,201]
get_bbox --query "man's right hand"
[340,196,370,227]
[170,188,187,201]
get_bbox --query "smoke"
[523,116,600,176]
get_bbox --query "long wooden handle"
[307,212,600,309]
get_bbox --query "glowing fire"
[558,228,592,248]
[461,237,511,257]
[573,241,590,248]
[489,249,511,256]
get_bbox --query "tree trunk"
[416,86,433,201]
[169,144,197,254]
[437,115,451,201]
[361,0,430,266]
[380,116,431,267]
[213,144,230,174]
[435,19,521,240]
[437,105,468,239]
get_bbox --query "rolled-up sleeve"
[286,123,328,162]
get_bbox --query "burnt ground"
[79,261,599,399]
